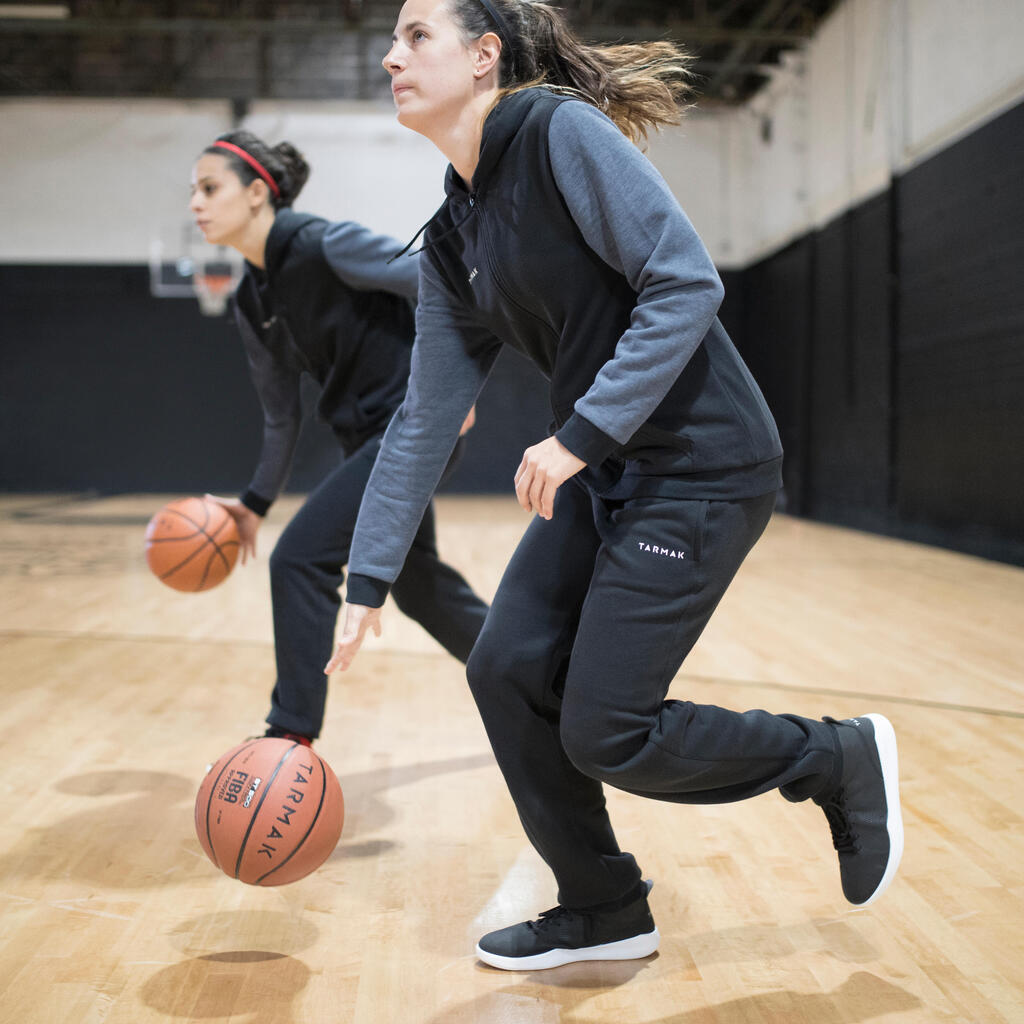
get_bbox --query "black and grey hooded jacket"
[347,87,783,606]
[233,210,419,515]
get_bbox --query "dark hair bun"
[274,141,310,207]
[205,130,311,209]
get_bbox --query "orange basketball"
[144,497,240,592]
[195,738,344,886]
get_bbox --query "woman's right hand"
[205,494,261,564]
[324,603,382,674]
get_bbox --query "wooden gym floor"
[0,492,1021,1024]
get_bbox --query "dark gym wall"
[894,100,1024,554]
[2,265,261,494]
[0,263,550,497]
[727,240,816,516]
[2,98,1022,564]
[731,98,1024,565]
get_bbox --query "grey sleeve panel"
[346,256,502,593]
[236,307,303,507]
[548,101,725,457]
[321,220,421,301]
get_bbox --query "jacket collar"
[258,208,320,277]
[444,86,552,199]
[392,87,554,262]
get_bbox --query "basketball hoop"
[193,272,236,317]
[149,223,243,318]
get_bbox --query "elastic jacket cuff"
[240,489,272,517]
[555,412,620,466]
[347,573,390,609]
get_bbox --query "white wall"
[644,110,731,263]
[1,99,227,263]
[904,0,1024,161]
[241,101,450,239]
[1,0,1022,268]
[715,0,1024,265]
[0,92,722,266]
[0,97,448,263]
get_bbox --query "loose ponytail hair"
[449,0,695,143]
[204,131,310,209]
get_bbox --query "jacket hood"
[261,208,321,277]
[389,89,559,264]
[444,87,552,199]
[392,87,552,261]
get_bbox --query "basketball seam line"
[153,541,226,583]
[163,502,210,535]
[202,738,260,872]
[234,744,298,880]
[255,759,330,885]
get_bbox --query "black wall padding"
[1,264,263,494]
[730,98,1024,565]
[439,345,551,494]
[0,264,550,497]
[895,100,1024,554]
[729,239,815,515]
[807,193,893,530]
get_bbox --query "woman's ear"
[247,177,271,211]
[473,30,503,79]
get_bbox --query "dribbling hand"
[205,494,261,563]
[324,603,382,674]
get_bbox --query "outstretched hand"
[205,493,261,563]
[324,603,382,674]
[514,436,586,520]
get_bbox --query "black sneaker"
[818,714,903,907]
[475,880,659,971]
[263,726,312,748]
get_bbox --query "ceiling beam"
[0,15,813,45]
[705,0,798,94]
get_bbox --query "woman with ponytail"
[189,129,488,746]
[327,0,904,969]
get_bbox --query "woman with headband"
[190,130,488,746]
[325,0,904,970]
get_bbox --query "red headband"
[212,140,281,198]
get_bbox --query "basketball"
[195,737,345,886]
[144,496,240,592]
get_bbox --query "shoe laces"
[529,905,577,935]
[821,788,858,853]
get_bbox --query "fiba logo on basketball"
[215,769,251,805]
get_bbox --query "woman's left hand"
[514,437,586,520]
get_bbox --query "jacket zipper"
[473,196,561,343]
[472,196,568,426]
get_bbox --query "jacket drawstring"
[387,194,479,264]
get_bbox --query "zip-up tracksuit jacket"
[348,88,840,908]
[234,211,419,515]
[232,210,487,739]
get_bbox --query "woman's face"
[189,154,261,246]
[382,0,482,134]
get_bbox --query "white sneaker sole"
[475,927,660,971]
[853,713,904,907]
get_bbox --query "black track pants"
[466,481,838,909]
[267,434,488,739]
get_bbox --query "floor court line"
[3,627,1022,720]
